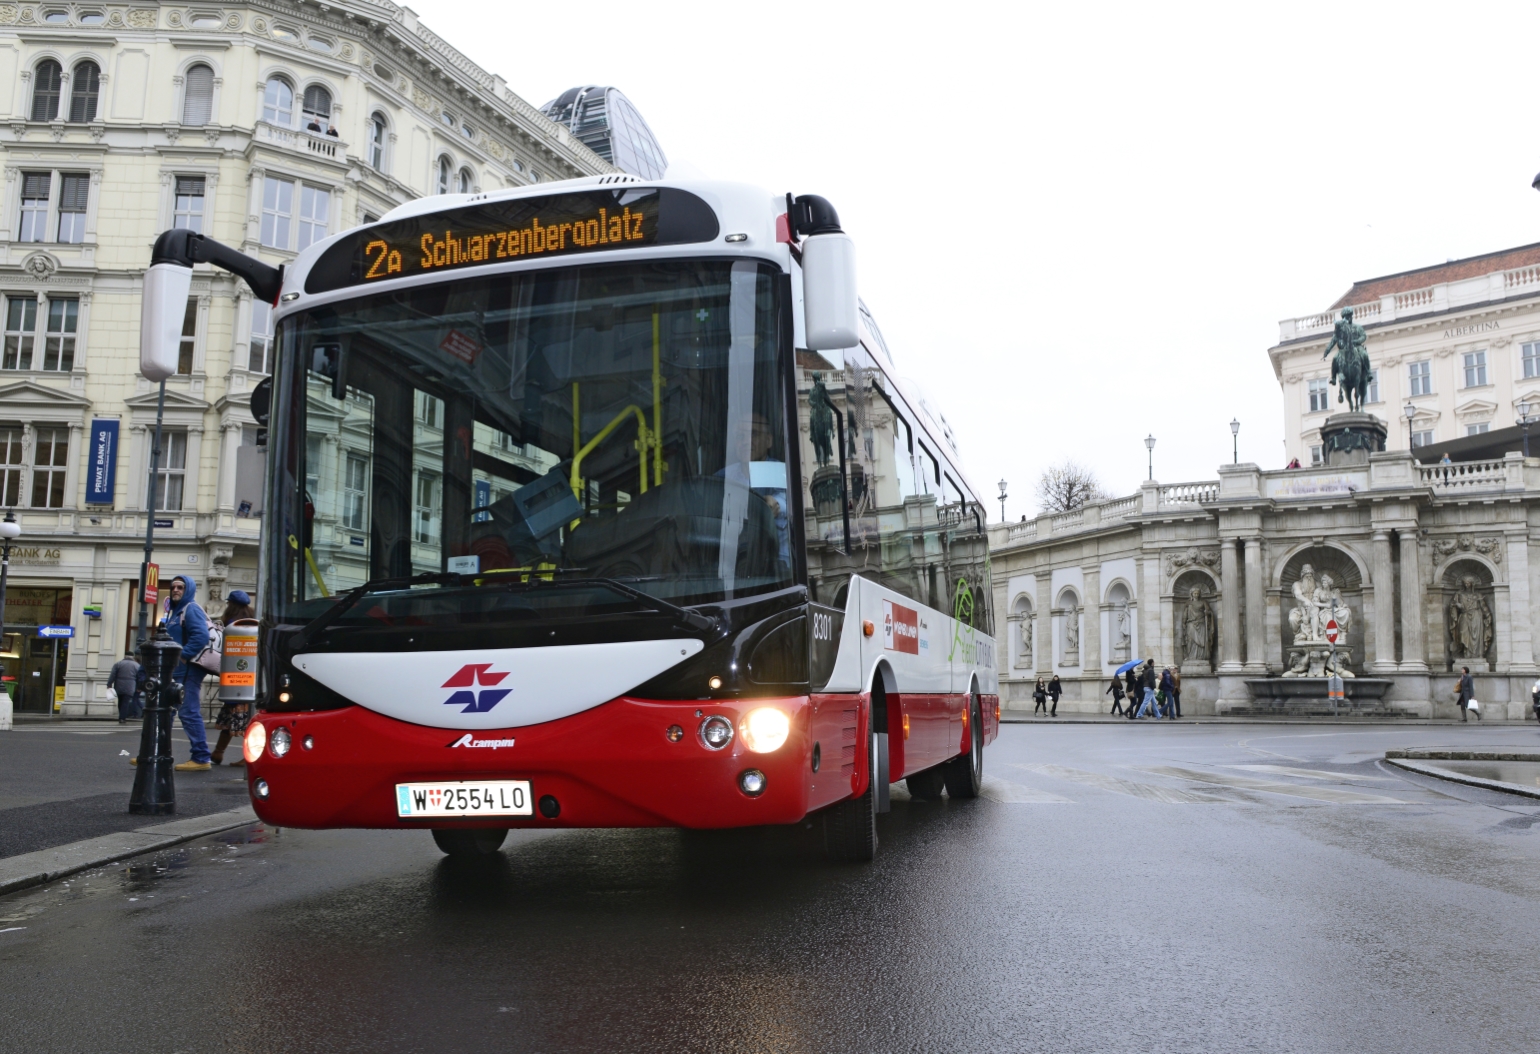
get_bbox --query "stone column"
[1369,531,1397,672]
[1082,565,1101,680]
[1218,539,1242,672]
[1398,531,1427,672]
[216,424,241,511]
[1506,529,1538,673]
[1035,574,1052,679]
[1243,537,1266,673]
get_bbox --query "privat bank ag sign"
[883,599,919,655]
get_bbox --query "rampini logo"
[446,733,517,749]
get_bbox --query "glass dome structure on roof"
[539,86,668,180]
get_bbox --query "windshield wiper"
[288,571,463,651]
[483,571,719,634]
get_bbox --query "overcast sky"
[411,0,1540,520]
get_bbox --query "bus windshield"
[270,258,790,628]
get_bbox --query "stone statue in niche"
[1060,601,1080,666]
[1016,615,1034,668]
[1178,585,1216,666]
[1447,575,1493,662]
[1288,563,1320,641]
[1111,601,1131,663]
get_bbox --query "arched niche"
[1172,569,1218,669]
[1011,593,1035,669]
[1279,545,1365,671]
[1104,580,1134,664]
[1055,587,1082,669]
[1438,558,1496,670]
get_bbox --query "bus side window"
[918,442,940,495]
[892,413,917,500]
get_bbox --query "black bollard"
[128,627,184,815]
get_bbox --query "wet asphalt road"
[4,722,1540,1054]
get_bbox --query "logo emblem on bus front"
[442,663,512,713]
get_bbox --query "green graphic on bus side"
[949,577,975,663]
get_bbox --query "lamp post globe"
[1144,434,1156,481]
[997,478,1008,524]
[1229,418,1240,464]
[1404,403,1417,450]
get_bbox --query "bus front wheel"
[824,731,880,862]
[432,827,508,858]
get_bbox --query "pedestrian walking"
[1107,675,1126,716]
[210,590,255,766]
[1531,677,1540,724]
[1171,667,1182,718]
[1048,674,1062,717]
[159,575,214,771]
[1125,666,1140,720]
[1159,668,1176,720]
[1137,660,1158,718]
[1456,666,1478,722]
[109,652,141,723]
[1033,678,1048,716]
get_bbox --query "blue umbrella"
[1113,658,1150,675]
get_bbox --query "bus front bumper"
[243,695,840,831]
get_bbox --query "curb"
[1386,749,1540,762]
[0,805,259,897]
[1000,717,1502,726]
[1383,757,1540,801]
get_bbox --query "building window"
[368,114,387,170]
[1408,360,1432,397]
[55,173,88,243]
[3,297,38,370]
[0,428,22,506]
[153,431,188,511]
[182,63,214,126]
[261,77,293,125]
[436,156,452,195]
[1307,377,1329,413]
[30,427,68,508]
[417,391,441,428]
[31,60,62,121]
[1411,429,1433,448]
[1523,341,1540,380]
[342,453,368,530]
[19,173,50,243]
[456,167,473,194]
[248,299,272,373]
[1365,369,1380,404]
[69,61,100,123]
[173,176,205,232]
[178,300,197,375]
[304,434,320,499]
[413,472,440,544]
[42,298,77,371]
[297,185,329,250]
[1307,444,1323,466]
[301,84,331,131]
[261,176,294,248]
[1462,350,1488,388]
[1466,423,1490,436]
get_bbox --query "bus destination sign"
[305,187,720,295]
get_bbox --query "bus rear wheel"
[432,827,508,858]
[905,766,946,800]
[942,694,984,800]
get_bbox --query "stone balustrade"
[255,121,346,161]
[1278,262,1540,341]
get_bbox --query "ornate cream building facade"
[1274,243,1540,466]
[0,0,612,715]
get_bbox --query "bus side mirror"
[140,261,192,382]
[801,232,858,351]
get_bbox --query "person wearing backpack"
[162,575,214,771]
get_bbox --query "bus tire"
[905,766,946,800]
[942,694,984,800]
[824,733,879,862]
[431,827,508,857]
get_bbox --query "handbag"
[1467,698,1480,713]
[182,607,223,674]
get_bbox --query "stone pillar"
[1370,530,1397,672]
[1506,529,1538,674]
[1035,574,1052,678]
[1218,539,1242,672]
[1399,531,1427,672]
[216,424,240,511]
[1082,564,1101,679]
[1243,537,1266,673]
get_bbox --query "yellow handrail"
[652,311,665,487]
[571,402,649,501]
[288,534,331,597]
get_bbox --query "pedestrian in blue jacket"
[162,574,213,770]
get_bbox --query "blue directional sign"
[86,419,118,505]
[37,625,74,639]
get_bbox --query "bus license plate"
[396,780,532,818]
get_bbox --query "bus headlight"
[244,722,266,764]
[739,707,790,753]
[270,727,292,758]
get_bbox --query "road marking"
[1148,766,1412,804]
[1014,763,1219,803]
[979,776,1071,804]
[1228,764,1399,783]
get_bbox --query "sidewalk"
[0,716,259,893]
[1002,713,1540,726]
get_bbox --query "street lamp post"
[1230,418,1240,464]
[997,479,1008,523]
[1145,434,1156,481]
[1520,401,1535,458]
[1404,403,1417,451]
[0,511,19,711]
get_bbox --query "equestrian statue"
[1321,306,1371,413]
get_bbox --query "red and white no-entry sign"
[1324,619,1339,645]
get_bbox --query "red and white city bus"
[143,177,998,861]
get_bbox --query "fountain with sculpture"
[1282,563,1355,678]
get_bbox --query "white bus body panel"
[294,638,704,730]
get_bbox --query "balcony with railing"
[1278,261,1540,343]
[254,121,347,162]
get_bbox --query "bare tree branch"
[1034,460,1110,513]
